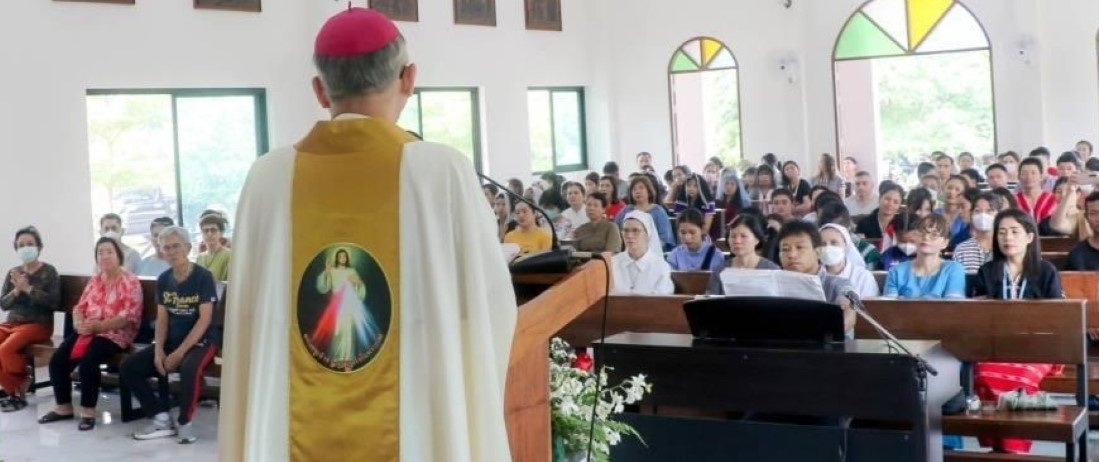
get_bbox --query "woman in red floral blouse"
[38,237,143,431]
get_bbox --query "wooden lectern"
[505,259,611,462]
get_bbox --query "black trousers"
[119,343,217,425]
[48,335,123,409]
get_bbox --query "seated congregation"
[492,146,1099,456]
[0,210,231,445]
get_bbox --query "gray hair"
[157,226,191,248]
[313,36,409,102]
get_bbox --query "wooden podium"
[504,259,610,462]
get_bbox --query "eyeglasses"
[162,243,187,252]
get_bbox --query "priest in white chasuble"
[218,8,517,462]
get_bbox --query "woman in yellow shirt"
[504,202,552,254]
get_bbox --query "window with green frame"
[85,88,268,255]
[397,87,483,171]
[528,87,588,174]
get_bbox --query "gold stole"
[290,118,411,461]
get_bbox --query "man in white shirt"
[843,171,878,216]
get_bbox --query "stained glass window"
[668,37,742,168]
[832,0,994,187]
[833,0,989,61]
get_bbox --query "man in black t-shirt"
[120,227,218,445]
[1065,191,1099,271]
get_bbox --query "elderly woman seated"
[38,237,143,430]
[0,226,60,412]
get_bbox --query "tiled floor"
[1,372,1097,461]
[0,370,218,462]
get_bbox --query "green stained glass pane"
[834,11,905,60]
[670,50,700,72]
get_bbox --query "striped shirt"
[1015,190,1058,222]
[951,238,992,273]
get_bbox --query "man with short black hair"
[1030,147,1057,190]
[985,163,1010,191]
[844,171,878,216]
[770,189,796,222]
[934,153,954,184]
[1056,151,1081,179]
[774,221,857,333]
[137,217,175,277]
[636,151,653,172]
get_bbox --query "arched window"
[668,37,742,169]
[833,0,994,185]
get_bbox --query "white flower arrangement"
[550,337,652,462]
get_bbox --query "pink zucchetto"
[314,7,401,58]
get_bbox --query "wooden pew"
[670,271,711,295]
[856,299,1088,462]
[1041,272,1099,425]
[1041,236,1077,253]
[24,274,92,392]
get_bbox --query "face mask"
[16,246,38,264]
[820,245,846,267]
[972,212,995,232]
[545,210,559,220]
[898,243,917,256]
[101,230,122,242]
[1081,184,1095,195]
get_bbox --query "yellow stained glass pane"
[701,39,723,68]
[907,0,953,50]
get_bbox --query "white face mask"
[898,242,917,256]
[972,212,996,232]
[16,246,38,264]
[101,230,122,242]
[820,245,846,267]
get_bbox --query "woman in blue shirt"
[615,176,674,251]
[666,209,724,273]
[883,214,966,299]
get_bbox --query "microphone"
[843,290,938,377]
[478,172,571,274]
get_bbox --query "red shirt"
[1015,190,1058,222]
[605,201,625,220]
[74,271,143,349]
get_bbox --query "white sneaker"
[178,422,197,444]
[133,419,177,440]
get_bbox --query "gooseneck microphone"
[478,172,571,274]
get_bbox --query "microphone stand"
[845,292,938,377]
[478,172,571,274]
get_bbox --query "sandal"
[78,417,96,431]
[38,411,75,424]
[0,396,27,412]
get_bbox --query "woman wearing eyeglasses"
[882,214,966,299]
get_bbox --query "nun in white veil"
[818,223,879,297]
[611,210,674,295]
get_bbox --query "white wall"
[594,0,1099,175]
[0,0,317,272]
[5,0,1099,272]
[0,0,595,272]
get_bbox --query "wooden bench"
[670,271,711,295]
[27,274,225,421]
[857,298,1089,462]
[1041,237,1077,254]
